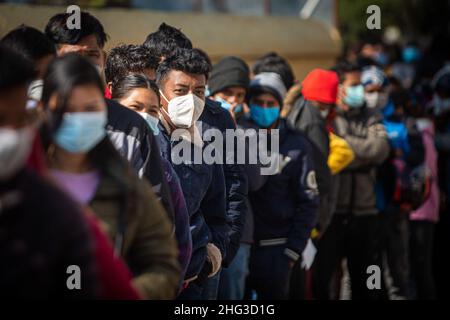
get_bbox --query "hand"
[206,243,222,278]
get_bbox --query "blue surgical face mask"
[250,104,280,128]
[215,96,243,114]
[54,111,107,153]
[344,85,365,108]
[139,112,160,135]
[402,46,420,64]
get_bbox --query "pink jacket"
[410,123,440,223]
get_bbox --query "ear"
[107,82,113,94]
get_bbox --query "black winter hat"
[208,56,250,96]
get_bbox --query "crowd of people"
[0,10,449,300]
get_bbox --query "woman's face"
[47,84,106,113]
[117,88,159,118]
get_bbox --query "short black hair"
[143,23,193,59]
[111,74,160,103]
[0,44,35,92]
[105,44,159,86]
[156,48,211,86]
[252,52,295,89]
[45,11,108,48]
[333,60,361,84]
[1,25,56,64]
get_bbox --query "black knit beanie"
[208,56,250,96]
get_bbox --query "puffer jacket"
[333,106,390,216]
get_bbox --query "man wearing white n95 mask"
[155,48,229,300]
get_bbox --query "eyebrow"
[173,84,190,88]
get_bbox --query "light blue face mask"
[344,85,365,108]
[139,112,160,135]
[250,104,280,128]
[54,111,107,153]
[215,96,243,114]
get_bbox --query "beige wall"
[0,3,341,81]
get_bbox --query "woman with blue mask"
[41,54,181,300]
[112,74,161,135]
[112,74,193,282]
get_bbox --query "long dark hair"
[41,54,129,179]
[41,54,134,254]
[111,73,160,103]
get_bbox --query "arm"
[202,163,230,260]
[221,111,248,266]
[162,159,192,280]
[345,122,390,169]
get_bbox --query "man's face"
[57,34,105,71]
[159,70,206,110]
[213,86,246,107]
[0,86,28,129]
[337,71,361,110]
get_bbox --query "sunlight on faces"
[159,70,206,111]
[117,87,160,118]
[57,34,105,71]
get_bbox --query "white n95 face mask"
[0,127,33,181]
[160,91,205,129]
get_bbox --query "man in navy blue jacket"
[155,48,230,299]
[238,72,319,299]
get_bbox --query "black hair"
[1,25,56,64]
[156,48,211,86]
[105,44,159,86]
[252,52,295,89]
[111,74,160,104]
[41,53,104,133]
[143,22,193,58]
[0,44,35,92]
[333,60,361,84]
[45,11,108,48]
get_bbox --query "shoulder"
[106,99,152,140]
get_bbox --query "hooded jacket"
[238,117,319,261]
[286,96,333,231]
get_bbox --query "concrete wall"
[0,3,342,80]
